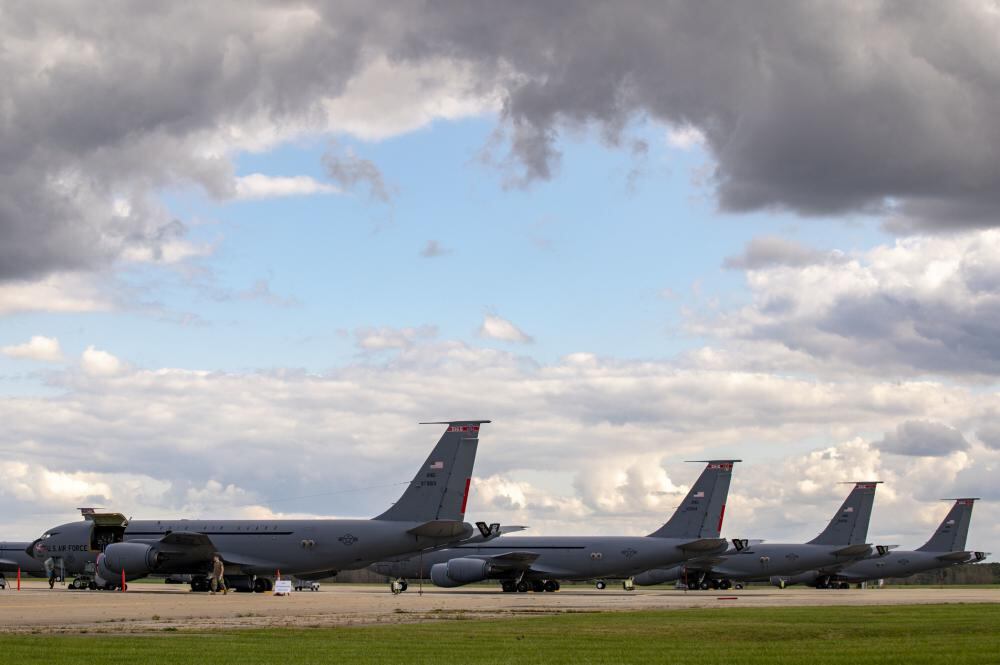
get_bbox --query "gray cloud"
[322,143,395,204]
[701,230,1000,376]
[723,236,832,270]
[6,2,1000,282]
[878,420,970,457]
[419,240,451,258]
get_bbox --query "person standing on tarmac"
[210,554,228,595]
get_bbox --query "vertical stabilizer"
[648,460,739,539]
[807,481,880,546]
[373,421,489,522]
[916,498,978,553]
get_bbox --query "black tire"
[543,580,557,592]
[719,580,732,590]
[516,581,529,593]
[501,580,516,593]
[253,578,268,593]
[88,581,97,590]
[734,583,744,590]
[595,581,607,590]
[699,581,710,590]
[554,581,561,591]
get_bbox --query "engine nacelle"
[770,570,819,588]
[98,542,161,581]
[429,558,491,587]
[634,566,682,586]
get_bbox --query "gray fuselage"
[372,535,725,582]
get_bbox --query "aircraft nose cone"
[30,539,47,558]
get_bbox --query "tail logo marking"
[621,548,638,559]
[707,463,733,470]
[338,534,358,546]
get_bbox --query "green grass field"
[2,604,997,664]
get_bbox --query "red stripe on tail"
[460,478,472,514]
[717,503,726,534]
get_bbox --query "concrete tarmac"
[0,581,996,634]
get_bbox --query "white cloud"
[0,338,995,554]
[233,173,339,200]
[0,274,113,316]
[1,336,64,362]
[80,346,123,376]
[666,124,706,150]
[355,325,438,351]
[697,229,1000,376]
[479,313,534,343]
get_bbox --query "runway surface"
[1,581,996,634]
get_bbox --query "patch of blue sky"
[4,116,894,377]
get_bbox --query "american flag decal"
[447,425,480,433]
[693,491,705,498]
[707,463,733,471]
[429,461,444,470]
[844,506,854,513]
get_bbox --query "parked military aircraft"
[633,481,881,590]
[370,460,738,592]
[29,421,492,591]
[781,498,988,587]
[0,541,47,588]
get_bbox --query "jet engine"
[97,542,162,581]
[770,571,819,588]
[429,558,491,587]
[633,566,682,586]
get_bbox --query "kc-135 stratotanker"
[28,421,500,591]
[369,460,739,592]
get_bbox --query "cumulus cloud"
[8,3,1000,284]
[233,174,339,200]
[878,421,970,457]
[80,346,123,376]
[478,313,534,344]
[700,229,1000,376]
[723,236,835,270]
[876,420,969,457]
[0,337,996,550]
[1,335,64,362]
[0,274,113,315]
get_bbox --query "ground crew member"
[210,554,227,595]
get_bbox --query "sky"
[1,2,998,557]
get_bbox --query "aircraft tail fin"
[807,481,880,546]
[647,460,739,539]
[373,420,489,523]
[916,498,978,553]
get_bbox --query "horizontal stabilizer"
[830,543,872,557]
[679,537,728,553]
[935,550,976,563]
[406,520,468,538]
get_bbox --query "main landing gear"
[501,579,560,592]
[390,578,409,594]
[66,576,124,591]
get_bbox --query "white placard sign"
[273,580,293,595]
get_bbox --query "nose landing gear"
[390,578,408,594]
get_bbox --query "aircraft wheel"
[253,578,268,593]
[734,583,744,590]
[543,580,557,592]
[400,581,408,592]
[554,581,561,591]
[88,581,97,590]
[699,581,710,590]
[839,582,850,590]
[501,580,516,593]
[516,581,529,593]
[719,580,732,591]
[595,581,607,590]
[710,579,720,590]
